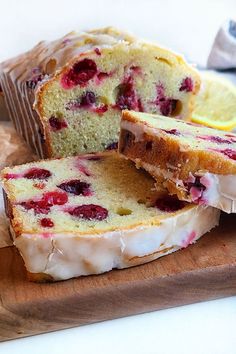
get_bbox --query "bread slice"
[119,110,236,213]
[0,27,200,158]
[1,151,219,281]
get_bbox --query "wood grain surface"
[0,213,236,342]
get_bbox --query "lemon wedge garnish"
[192,72,236,131]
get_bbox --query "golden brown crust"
[163,179,192,201]
[2,190,13,219]
[125,246,175,266]
[27,271,54,282]
[43,122,54,157]
[1,189,24,237]
[119,112,236,177]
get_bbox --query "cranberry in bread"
[0,27,200,158]
[1,152,219,281]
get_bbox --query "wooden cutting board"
[0,213,236,342]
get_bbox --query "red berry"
[58,180,92,196]
[21,200,51,215]
[106,142,118,150]
[49,116,68,131]
[66,91,107,114]
[61,59,97,89]
[40,218,54,228]
[155,84,178,116]
[137,98,144,112]
[198,135,232,144]
[80,91,96,107]
[93,104,108,114]
[162,129,180,136]
[184,176,206,203]
[94,48,101,56]
[159,99,178,116]
[116,81,138,110]
[155,196,186,212]
[179,77,194,92]
[24,168,51,180]
[68,204,108,220]
[4,173,20,179]
[115,70,143,111]
[216,148,236,161]
[20,191,68,215]
[130,66,142,75]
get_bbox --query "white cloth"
[208,19,236,69]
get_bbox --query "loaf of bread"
[119,110,236,213]
[0,27,200,158]
[1,151,219,281]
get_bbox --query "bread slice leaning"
[119,110,236,213]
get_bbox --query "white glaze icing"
[200,173,236,213]
[13,205,219,280]
[122,119,161,143]
[139,161,236,214]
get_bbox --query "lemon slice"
[191,72,236,131]
[191,113,236,131]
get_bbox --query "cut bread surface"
[119,111,236,213]
[2,152,174,234]
[0,27,200,158]
[1,151,219,281]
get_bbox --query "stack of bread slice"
[2,28,234,282]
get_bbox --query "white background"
[0,0,236,353]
